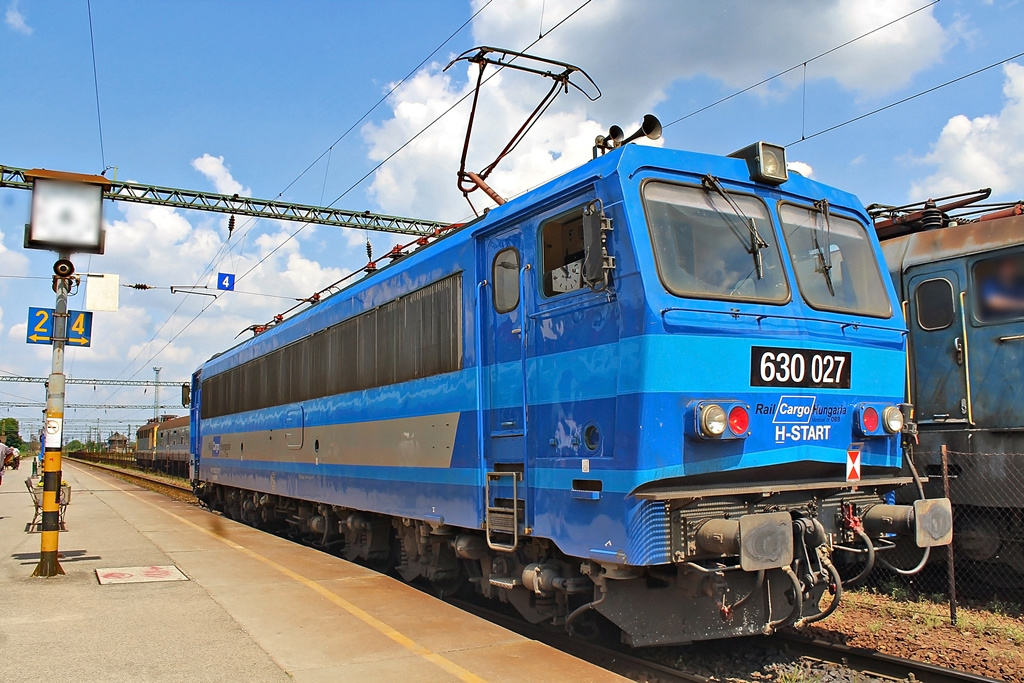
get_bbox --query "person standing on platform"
[0,443,10,485]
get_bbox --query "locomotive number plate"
[750,346,851,389]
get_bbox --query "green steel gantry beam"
[1,165,450,237]
[0,402,182,410]
[0,375,183,387]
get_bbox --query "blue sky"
[1,0,1022,441]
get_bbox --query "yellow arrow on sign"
[67,337,90,346]
[27,334,51,343]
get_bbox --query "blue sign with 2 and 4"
[26,307,93,347]
[217,273,235,291]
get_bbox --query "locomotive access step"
[485,471,522,551]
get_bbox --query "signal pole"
[22,168,110,578]
[34,254,73,577]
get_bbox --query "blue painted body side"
[194,145,907,566]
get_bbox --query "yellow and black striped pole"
[33,269,71,577]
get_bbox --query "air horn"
[594,114,662,157]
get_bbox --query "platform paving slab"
[1,463,624,682]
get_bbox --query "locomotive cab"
[508,144,954,644]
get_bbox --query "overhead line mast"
[0,165,449,237]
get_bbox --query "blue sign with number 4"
[217,273,235,291]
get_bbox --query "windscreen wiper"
[811,199,835,297]
[702,175,768,279]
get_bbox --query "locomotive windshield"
[778,203,892,318]
[643,182,789,302]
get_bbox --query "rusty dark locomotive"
[874,192,1024,584]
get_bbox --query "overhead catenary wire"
[90,0,598,421]
[202,0,496,283]
[235,0,596,288]
[86,0,106,171]
[661,0,941,131]
[89,1,499,412]
[789,49,1024,146]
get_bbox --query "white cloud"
[910,63,1024,199]
[364,0,948,219]
[0,229,30,275]
[470,0,947,117]
[5,0,31,35]
[787,161,814,178]
[191,154,251,196]
[8,321,25,341]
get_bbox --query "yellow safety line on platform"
[72,465,487,683]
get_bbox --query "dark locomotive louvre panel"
[201,274,463,419]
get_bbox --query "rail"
[772,633,1001,683]
[67,456,193,493]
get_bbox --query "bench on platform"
[25,477,71,531]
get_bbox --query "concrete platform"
[0,462,624,682]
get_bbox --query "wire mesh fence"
[68,449,137,469]
[882,446,1024,620]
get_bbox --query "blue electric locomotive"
[191,136,952,645]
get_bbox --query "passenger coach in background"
[136,415,190,478]
[191,130,952,646]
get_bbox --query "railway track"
[67,458,195,500]
[450,597,1000,683]
[771,632,1002,683]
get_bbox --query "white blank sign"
[86,273,119,312]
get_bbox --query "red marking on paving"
[95,565,188,585]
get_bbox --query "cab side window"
[973,252,1024,323]
[493,248,520,313]
[541,209,586,297]
[915,278,955,330]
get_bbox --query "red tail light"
[728,405,749,435]
[863,407,879,433]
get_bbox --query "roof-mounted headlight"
[728,141,789,185]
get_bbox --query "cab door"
[906,267,970,424]
[481,228,531,550]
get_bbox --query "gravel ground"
[633,585,1022,682]
[643,637,890,682]
[800,586,1023,682]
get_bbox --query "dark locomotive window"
[201,274,463,419]
[541,209,585,296]
[915,278,955,331]
[972,252,1024,323]
[493,248,520,313]
[779,203,891,318]
[644,183,789,303]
